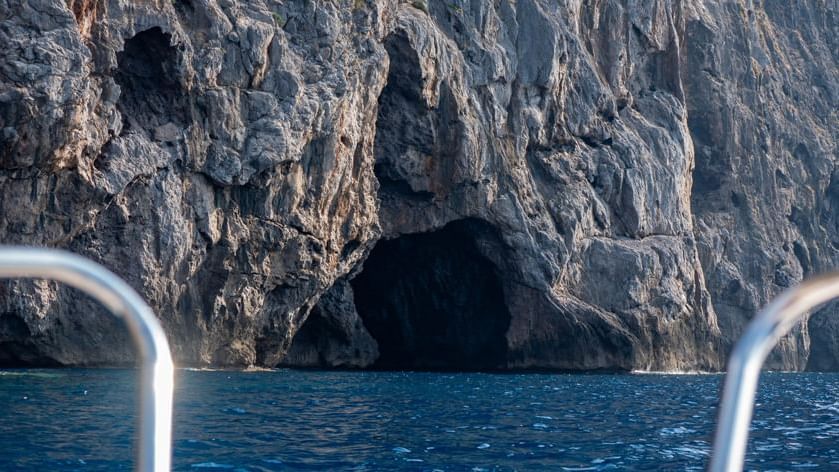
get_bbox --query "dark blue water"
[2,369,839,470]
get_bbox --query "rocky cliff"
[0,0,835,371]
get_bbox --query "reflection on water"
[2,369,839,470]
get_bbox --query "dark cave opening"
[0,312,58,367]
[350,220,511,370]
[114,27,186,135]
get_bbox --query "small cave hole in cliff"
[114,27,186,135]
[351,220,511,370]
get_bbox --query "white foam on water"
[0,371,63,378]
[191,463,235,469]
[181,366,279,373]
[242,366,277,372]
[630,369,719,375]
[659,426,696,436]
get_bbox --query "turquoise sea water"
[2,369,839,470]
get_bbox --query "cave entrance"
[115,27,186,134]
[351,220,511,370]
[0,312,58,367]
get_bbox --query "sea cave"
[350,220,511,371]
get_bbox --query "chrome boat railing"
[709,273,839,472]
[0,247,174,472]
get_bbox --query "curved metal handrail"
[709,272,839,472]
[0,247,173,472]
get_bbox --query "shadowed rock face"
[0,0,835,371]
[282,279,378,369]
[0,311,60,367]
[114,27,187,136]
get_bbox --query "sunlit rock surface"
[0,0,835,371]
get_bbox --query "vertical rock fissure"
[372,30,435,203]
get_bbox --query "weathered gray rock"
[683,1,838,370]
[1,0,387,366]
[0,0,835,371]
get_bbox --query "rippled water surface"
[2,369,839,470]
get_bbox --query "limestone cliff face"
[682,1,838,371]
[0,0,834,371]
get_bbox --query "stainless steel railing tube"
[0,248,174,472]
[710,273,839,472]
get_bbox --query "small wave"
[659,426,696,436]
[191,462,235,469]
[755,443,784,452]
[814,401,839,414]
[663,445,710,460]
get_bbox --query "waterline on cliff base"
[630,369,721,375]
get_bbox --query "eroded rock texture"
[682,2,838,370]
[0,0,835,371]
